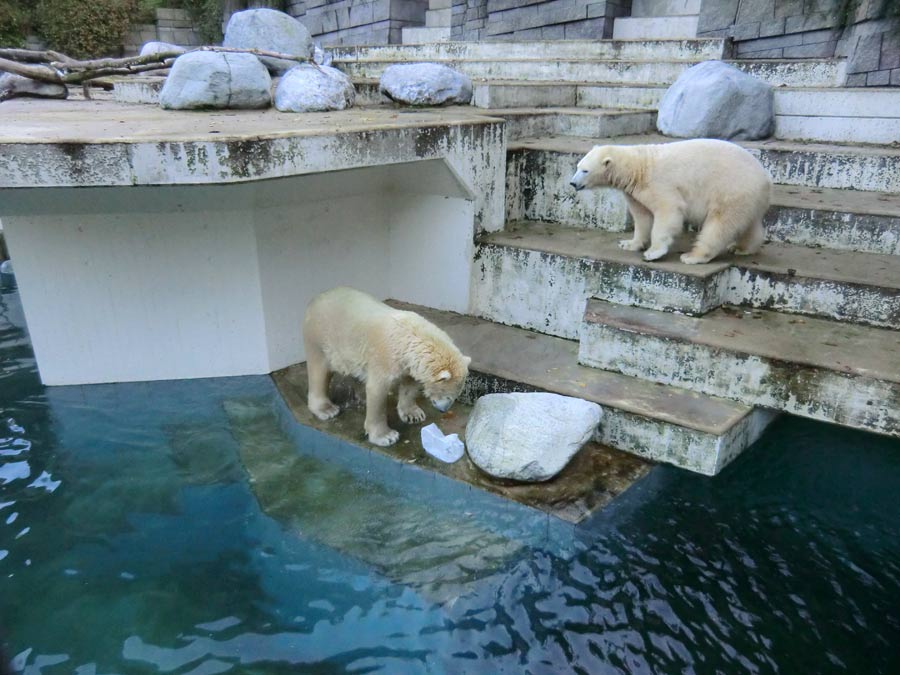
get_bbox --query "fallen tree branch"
[0,45,313,87]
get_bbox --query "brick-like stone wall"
[474,0,630,40]
[287,0,427,45]
[697,0,899,87]
[124,8,202,54]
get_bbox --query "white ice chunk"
[420,423,465,463]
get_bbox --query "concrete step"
[773,86,900,144]
[425,8,452,27]
[493,108,656,140]
[506,146,900,253]
[632,0,701,17]
[337,58,847,88]
[401,26,451,43]
[765,186,900,256]
[329,39,729,63]
[579,299,900,437]
[613,15,699,40]
[507,137,900,225]
[396,302,775,475]
[472,222,900,338]
[469,80,667,109]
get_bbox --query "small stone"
[657,60,774,141]
[223,8,313,75]
[159,51,272,110]
[0,72,67,101]
[379,62,473,106]
[465,393,602,482]
[139,41,186,57]
[274,64,355,112]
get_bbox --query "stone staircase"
[330,37,900,475]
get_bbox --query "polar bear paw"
[680,252,713,265]
[618,238,645,252]
[643,247,668,261]
[309,400,341,421]
[399,405,427,424]
[368,428,400,447]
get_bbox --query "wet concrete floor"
[273,364,651,523]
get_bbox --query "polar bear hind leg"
[733,218,765,256]
[680,210,745,265]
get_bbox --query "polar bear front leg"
[397,377,426,424]
[306,346,341,421]
[644,207,684,262]
[619,194,652,252]
[365,376,400,446]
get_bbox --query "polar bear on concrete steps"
[303,287,471,447]
[570,139,772,264]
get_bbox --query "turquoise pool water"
[1,280,899,674]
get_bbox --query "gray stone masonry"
[697,0,899,87]
[124,9,201,55]
[478,0,629,40]
[288,0,427,44]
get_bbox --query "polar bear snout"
[569,169,588,191]
[431,397,454,413]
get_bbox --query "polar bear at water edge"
[303,287,471,447]
[570,138,772,264]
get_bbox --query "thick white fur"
[570,139,772,264]
[303,287,471,447]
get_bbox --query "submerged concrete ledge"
[272,363,652,524]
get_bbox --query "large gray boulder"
[466,393,602,482]
[657,60,775,140]
[274,64,355,112]
[0,72,67,101]
[159,51,271,110]
[379,63,473,106]
[223,8,313,75]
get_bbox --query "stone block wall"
[124,8,201,54]
[697,0,899,86]
[463,0,629,40]
[287,0,427,44]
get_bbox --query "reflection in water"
[224,398,526,606]
[0,284,899,674]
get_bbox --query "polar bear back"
[634,139,771,223]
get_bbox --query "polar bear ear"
[463,355,472,366]
[437,369,452,381]
[602,157,612,166]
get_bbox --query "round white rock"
[466,392,603,482]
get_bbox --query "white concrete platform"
[0,100,506,386]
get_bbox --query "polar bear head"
[422,354,471,413]
[569,145,625,192]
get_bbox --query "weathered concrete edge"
[463,370,775,476]
[473,238,898,335]
[578,321,900,438]
[0,119,507,234]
